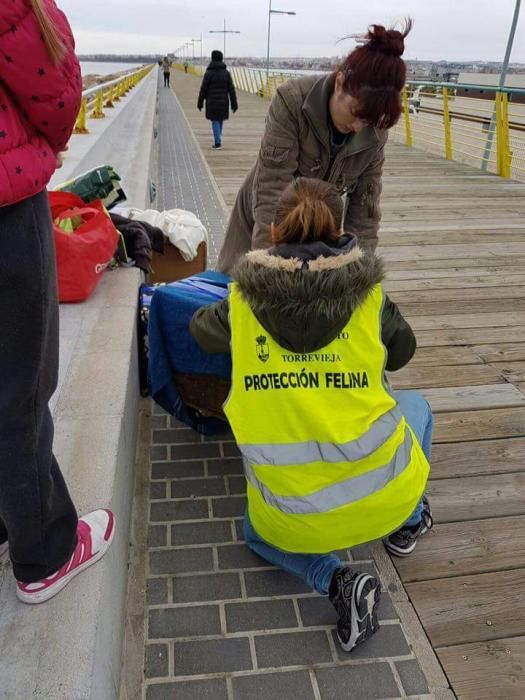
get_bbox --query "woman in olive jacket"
[218,22,412,272]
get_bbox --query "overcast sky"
[60,0,525,63]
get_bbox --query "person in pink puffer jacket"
[0,0,115,605]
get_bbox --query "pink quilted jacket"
[0,0,81,206]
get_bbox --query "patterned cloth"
[141,272,231,433]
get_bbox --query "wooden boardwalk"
[172,70,525,700]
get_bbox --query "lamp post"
[192,35,204,75]
[482,0,521,169]
[209,19,241,59]
[266,0,296,81]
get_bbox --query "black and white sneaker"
[211,144,223,150]
[384,496,433,557]
[329,567,381,652]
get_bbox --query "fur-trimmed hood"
[232,236,385,353]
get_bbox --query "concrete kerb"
[0,69,158,700]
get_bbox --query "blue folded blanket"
[147,271,232,433]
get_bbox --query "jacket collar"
[302,74,381,157]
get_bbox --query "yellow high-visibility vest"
[224,282,430,553]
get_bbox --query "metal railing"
[392,80,525,180]
[74,65,154,134]
[174,66,525,181]
[174,63,306,99]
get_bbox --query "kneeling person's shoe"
[329,566,381,652]
[384,496,433,558]
[16,509,115,605]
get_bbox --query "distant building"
[457,72,525,103]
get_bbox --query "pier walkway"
[132,70,525,700]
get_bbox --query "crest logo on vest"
[256,335,270,362]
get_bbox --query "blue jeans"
[212,120,223,145]
[245,390,433,594]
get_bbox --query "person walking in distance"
[197,50,238,150]
[0,0,115,605]
[162,55,171,88]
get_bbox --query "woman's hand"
[55,145,69,169]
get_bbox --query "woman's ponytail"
[272,178,343,245]
[30,0,66,65]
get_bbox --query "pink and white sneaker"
[16,509,115,605]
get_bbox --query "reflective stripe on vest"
[239,404,403,466]
[242,427,413,515]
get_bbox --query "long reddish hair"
[30,0,66,64]
[338,20,413,129]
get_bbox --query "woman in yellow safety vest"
[191,178,432,653]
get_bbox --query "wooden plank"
[385,275,525,293]
[437,637,525,700]
[490,361,525,383]
[428,472,525,523]
[389,364,504,390]
[389,286,525,303]
[385,258,525,280]
[431,437,525,479]
[474,343,525,363]
[408,346,481,367]
[385,258,525,272]
[409,312,524,331]
[395,516,525,582]
[421,384,525,412]
[381,232,525,246]
[416,326,525,348]
[400,298,525,317]
[406,568,525,646]
[433,407,525,442]
[382,244,525,263]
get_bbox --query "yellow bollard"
[91,89,105,119]
[496,92,504,176]
[402,87,413,147]
[442,87,452,160]
[501,92,512,178]
[257,70,266,98]
[118,78,127,98]
[105,84,115,108]
[74,97,89,134]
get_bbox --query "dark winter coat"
[190,236,416,372]
[197,60,238,122]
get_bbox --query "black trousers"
[163,71,170,87]
[0,190,78,583]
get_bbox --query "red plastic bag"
[48,191,119,302]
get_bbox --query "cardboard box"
[149,240,207,283]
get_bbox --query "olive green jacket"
[217,73,388,273]
[193,243,416,372]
